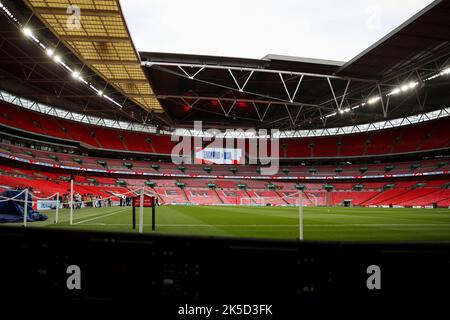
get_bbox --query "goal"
[239,193,321,207]
[239,194,315,206]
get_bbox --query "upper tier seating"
[1,102,449,158]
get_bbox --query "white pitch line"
[77,223,450,228]
[73,208,128,225]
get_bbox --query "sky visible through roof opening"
[122,0,434,62]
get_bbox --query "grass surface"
[12,205,450,241]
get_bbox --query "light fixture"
[72,71,80,79]
[46,48,54,57]
[22,27,33,37]
[78,77,87,84]
[408,81,418,89]
[1,1,126,111]
[390,88,401,95]
[368,96,381,104]
[53,55,62,64]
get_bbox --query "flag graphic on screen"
[195,147,243,164]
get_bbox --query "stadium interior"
[0,0,449,310]
[1,100,449,208]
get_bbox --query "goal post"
[239,193,313,207]
[299,191,303,241]
[239,191,306,240]
[239,197,278,206]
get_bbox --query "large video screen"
[195,147,243,164]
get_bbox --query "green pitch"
[16,205,450,241]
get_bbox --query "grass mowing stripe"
[32,205,450,241]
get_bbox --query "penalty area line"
[73,208,129,225]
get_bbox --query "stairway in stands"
[243,189,253,204]
[118,134,129,151]
[359,190,385,206]
[275,190,289,205]
[301,192,315,206]
[181,188,190,202]
[152,188,165,205]
[90,130,103,148]
[213,189,224,204]
[147,137,156,153]
[362,189,411,206]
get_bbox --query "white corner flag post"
[299,191,303,241]
[23,188,29,227]
[69,178,74,225]
[139,188,144,233]
[55,192,60,224]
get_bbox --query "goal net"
[239,192,318,207]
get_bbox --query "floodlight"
[72,71,80,79]
[368,96,380,104]
[22,27,33,37]
[46,48,54,57]
[408,82,418,89]
[391,88,401,95]
[53,55,62,64]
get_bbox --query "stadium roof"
[0,0,168,125]
[141,0,450,130]
[23,0,161,112]
[337,0,450,80]
[0,0,449,130]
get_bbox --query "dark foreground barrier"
[0,226,449,316]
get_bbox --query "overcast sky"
[121,0,434,62]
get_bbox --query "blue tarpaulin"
[0,190,48,223]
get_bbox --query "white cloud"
[121,0,434,62]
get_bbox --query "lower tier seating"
[0,166,448,208]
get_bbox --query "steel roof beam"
[32,8,120,17]
[60,35,130,43]
[156,94,331,110]
[142,61,378,83]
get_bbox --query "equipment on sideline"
[0,190,48,223]
[132,191,156,233]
